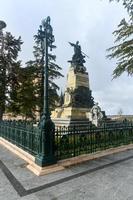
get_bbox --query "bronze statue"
[68,41,88,73]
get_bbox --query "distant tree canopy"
[0,31,22,119]
[107,0,133,78]
[0,23,63,120]
[15,29,64,120]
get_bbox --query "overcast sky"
[0,0,133,115]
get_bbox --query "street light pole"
[35,17,57,167]
[0,21,6,120]
[0,20,6,56]
[44,21,49,119]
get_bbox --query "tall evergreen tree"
[0,31,22,119]
[107,0,133,78]
[18,65,38,120]
[18,30,64,119]
[7,64,37,120]
[34,31,64,115]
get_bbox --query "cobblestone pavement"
[1,145,133,200]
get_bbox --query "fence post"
[35,119,57,167]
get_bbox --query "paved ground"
[1,145,133,200]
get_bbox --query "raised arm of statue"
[68,42,75,48]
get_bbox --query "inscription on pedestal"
[76,74,89,88]
[67,68,89,89]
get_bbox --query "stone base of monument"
[52,118,92,127]
[51,60,107,127]
[51,64,95,127]
[52,107,90,119]
[52,107,92,127]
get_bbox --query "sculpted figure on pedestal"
[68,41,87,73]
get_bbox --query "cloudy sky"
[0,0,133,115]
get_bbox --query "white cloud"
[93,77,133,114]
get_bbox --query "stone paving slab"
[1,145,133,199]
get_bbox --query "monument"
[52,41,105,126]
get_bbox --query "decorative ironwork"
[0,120,133,165]
[0,120,41,155]
[55,120,133,160]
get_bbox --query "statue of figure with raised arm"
[68,41,87,73]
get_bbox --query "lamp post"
[0,21,6,120]
[35,16,57,167]
[0,20,6,55]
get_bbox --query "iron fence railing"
[55,121,133,160]
[0,120,133,164]
[0,120,41,156]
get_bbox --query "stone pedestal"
[64,67,91,107]
[63,67,94,108]
[67,67,90,89]
[51,65,94,127]
[52,107,90,120]
[52,107,91,127]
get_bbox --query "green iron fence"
[0,120,133,164]
[0,120,41,156]
[55,121,133,160]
